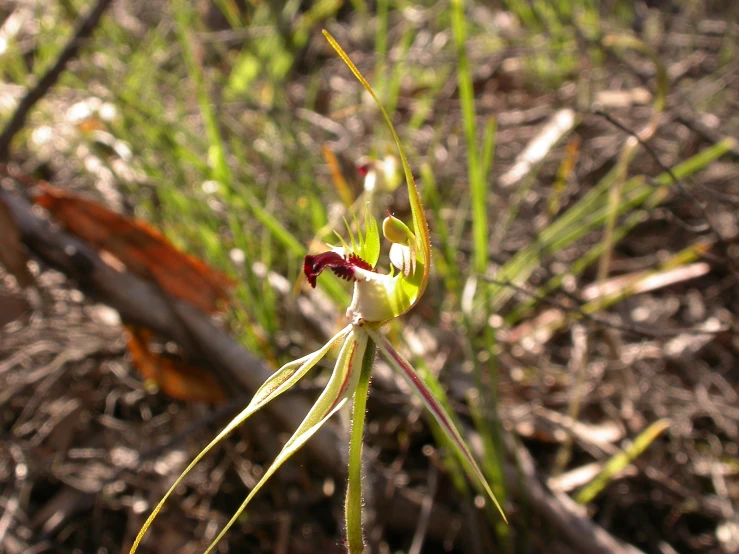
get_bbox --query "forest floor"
[0,1,738,553]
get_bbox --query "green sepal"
[323,30,431,318]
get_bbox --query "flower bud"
[382,214,414,245]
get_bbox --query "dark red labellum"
[357,163,370,177]
[303,251,373,288]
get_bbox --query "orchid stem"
[345,337,376,553]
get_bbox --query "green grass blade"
[489,139,736,312]
[451,0,487,274]
[576,419,670,504]
[174,0,231,185]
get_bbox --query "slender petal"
[367,328,507,522]
[129,325,352,554]
[201,329,369,553]
[241,324,353,424]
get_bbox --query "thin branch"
[0,0,115,161]
[0,187,347,475]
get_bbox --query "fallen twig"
[0,188,346,474]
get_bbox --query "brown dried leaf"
[0,194,34,288]
[125,326,226,404]
[35,184,233,314]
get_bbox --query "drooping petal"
[246,325,354,416]
[129,325,352,554]
[200,329,369,553]
[367,328,507,522]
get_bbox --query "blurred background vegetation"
[0,0,737,553]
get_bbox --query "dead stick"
[0,188,347,475]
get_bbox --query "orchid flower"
[130,32,505,554]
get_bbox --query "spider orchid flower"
[130,32,505,554]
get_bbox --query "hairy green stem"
[345,337,376,553]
